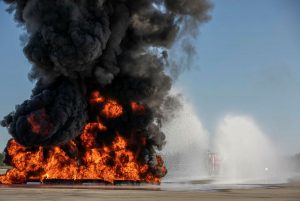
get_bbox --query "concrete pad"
[0,183,299,201]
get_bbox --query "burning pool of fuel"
[0,0,212,184]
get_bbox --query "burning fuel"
[0,0,211,184]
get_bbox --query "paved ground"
[0,183,300,201]
[1,167,300,201]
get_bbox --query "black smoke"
[1,0,211,173]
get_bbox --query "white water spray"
[162,97,209,181]
[162,98,287,184]
[213,115,283,184]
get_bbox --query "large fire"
[0,0,212,187]
[0,91,166,184]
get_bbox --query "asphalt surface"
[0,183,300,201]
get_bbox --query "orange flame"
[0,91,166,184]
[101,100,123,119]
[89,91,105,105]
[131,102,145,112]
[27,109,53,136]
[0,134,162,184]
[90,90,124,119]
[80,122,107,148]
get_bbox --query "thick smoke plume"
[1,0,211,177]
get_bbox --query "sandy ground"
[0,182,300,201]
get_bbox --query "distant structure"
[205,151,221,176]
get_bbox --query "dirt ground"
[0,182,300,201]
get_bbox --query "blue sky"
[0,0,299,154]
